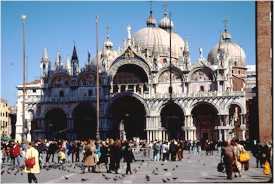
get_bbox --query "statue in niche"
[153,58,158,71]
[119,119,126,140]
[217,49,225,67]
[124,48,134,58]
[233,107,239,121]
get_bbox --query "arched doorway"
[192,103,218,145]
[110,96,146,140]
[45,108,67,139]
[229,104,242,139]
[73,103,97,140]
[160,101,184,140]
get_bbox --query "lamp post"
[95,16,100,140]
[21,14,28,141]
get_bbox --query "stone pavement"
[1,150,272,183]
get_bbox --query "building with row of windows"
[0,99,12,137]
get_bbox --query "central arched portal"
[161,102,184,140]
[110,96,146,140]
[73,103,97,140]
[45,108,67,140]
[192,103,218,145]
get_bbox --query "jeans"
[14,156,21,168]
[126,162,132,174]
[154,152,160,161]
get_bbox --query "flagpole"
[169,12,173,101]
[96,16,100,140]
[21,14,27,142]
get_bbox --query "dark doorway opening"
[161,102,184,140]
[73,103,97,140]
[110,96,146,140]
[192,103,218,146]
[45,108,67,140]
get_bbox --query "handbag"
[25,149,35,169]
[239,151,250,162]
[263,161,271,175]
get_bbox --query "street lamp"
[21,14,27,141]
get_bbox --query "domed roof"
[146,10,157,27]
[133,27,185,58]
[133,27,169,53]
[159,12,174,31]
[208,31,246,66]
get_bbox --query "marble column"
[224,130,227,141]
[218,129,222,141]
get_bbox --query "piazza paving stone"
[1,151,272,183]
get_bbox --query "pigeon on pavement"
[145,175,150,181]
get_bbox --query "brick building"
[256,1,273,143]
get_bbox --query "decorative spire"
[71,44,78,60]
[199,48,203,59]
[163,1,168,16]
[55,49,62,69]
[222,18,232,40]
[66,55,72,75]
[224,18,228,32]
[104,25,113,48]
[146,1,157,27]
[159,2,174,31]
[71,44,79,76]
[127,25,132,40]
[42,48,49,60]
[88,50,91,64]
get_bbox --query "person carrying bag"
[24,142,40,183]
[263,160,271,176]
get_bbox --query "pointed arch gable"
[157,66,183,83]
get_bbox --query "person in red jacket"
[12,141,22,170]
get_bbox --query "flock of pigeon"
[1,159,182,183]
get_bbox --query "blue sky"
[1,1,255,106]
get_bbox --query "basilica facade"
[15,10,248,143]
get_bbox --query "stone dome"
[208,31,246,66]
[159,13,174,31]
[146,10,157,27]
[133,27,185,59]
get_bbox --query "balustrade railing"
[36,87,244,103]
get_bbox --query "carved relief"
[159,70,182,83]
[191,69,213,81]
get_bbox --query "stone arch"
[188,101,220,115]
[49,72,71,88]
[188,66,215,82]
[42,106,68,118]
[108,94,147,139]
[78,71,96,86]
[44,108,67,139]
[160,101,185,140]
[226,102,245,115]
[191,101,219,144]
[107,92,149,116]
[157,66,183,83]
[109,58,151,82]
[72,103,97,140]
[156,100,186,116]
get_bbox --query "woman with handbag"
[24,142,40,183]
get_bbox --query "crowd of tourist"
[0,137,272,183]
